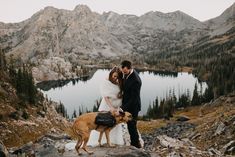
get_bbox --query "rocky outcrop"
[140,93,235,156]
[7,131,151,157]
[0,99,69,148]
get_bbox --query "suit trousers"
[127,113,140,147]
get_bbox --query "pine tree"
[146,104,153,119]
[27,70,37,104]
[78,106,83,116]
[16,68,23,95]
[0,48,6,70]
[191,83,200,105]
[72,109,77,118]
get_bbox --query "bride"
[87,66,126,146]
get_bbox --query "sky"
[0,0,234,23]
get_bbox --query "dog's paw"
[88,151,94,155]
[82,148,94,155]
[108,144,116,148]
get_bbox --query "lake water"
[39,69,207,117]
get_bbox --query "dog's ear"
[119,111,125,117]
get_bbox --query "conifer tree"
[191,83,200,105]
[72,109,77,118]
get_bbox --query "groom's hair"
[121,60,132,69]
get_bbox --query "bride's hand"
[112,109,119,116]
[110,106,116,112]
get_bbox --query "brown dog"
[67,111,132,155]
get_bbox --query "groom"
[120,60,142,148]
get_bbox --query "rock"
[12,141,34,156]
[167,151,184,157]
[0,140,8,157]
[44,133,68,140]
[190,133,201,140]
[222,141,235,155]
[208,148,222,156]
[56,144,65,154]
[65,141,76,151]
[225,97,235,103]
[227,147,235,155]
[35,144,61,157]
[214,122,225,135]
[176,116,190,122]
[142,122,196,151]
[149,135,210,156]
[157,135,183,148]
[106,146,151,157]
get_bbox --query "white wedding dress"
[87,78,126,146]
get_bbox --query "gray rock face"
[0,3,234,81]
[205,2,235,36]
[141,122,221,156]
[8,131,151,157]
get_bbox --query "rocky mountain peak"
[205,2,235,35]
[220,2,235,20]
[73,4,92,15]
[39,6,59,17]
[103,11,120,19]
[137,9,206,32]
[170,10,199,20]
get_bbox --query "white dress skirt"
[87,79,126,146]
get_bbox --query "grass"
[137,119,168,134]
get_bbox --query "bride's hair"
[109,66,123,98]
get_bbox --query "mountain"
[205,2,235,36]
[0,4,234,81]
[101,10,207,57]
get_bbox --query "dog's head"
[112,111,132,123]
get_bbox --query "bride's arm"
[104,97,115,111]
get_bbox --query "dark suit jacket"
[122,69,142,116]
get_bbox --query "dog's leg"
[75,139,83,155]
[82,133,94,154]
[98,131,104,147]
[105,129,115,147]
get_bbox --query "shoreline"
[35,65,194,84]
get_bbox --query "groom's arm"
[122,81,141,112]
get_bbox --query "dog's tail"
[65,124,82,141]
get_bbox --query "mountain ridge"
[0,3,234,81]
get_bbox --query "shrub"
[22,110,29,119]
[9,111,19,120]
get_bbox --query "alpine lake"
[37,69,207,117]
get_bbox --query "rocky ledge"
[5,131,151,157]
